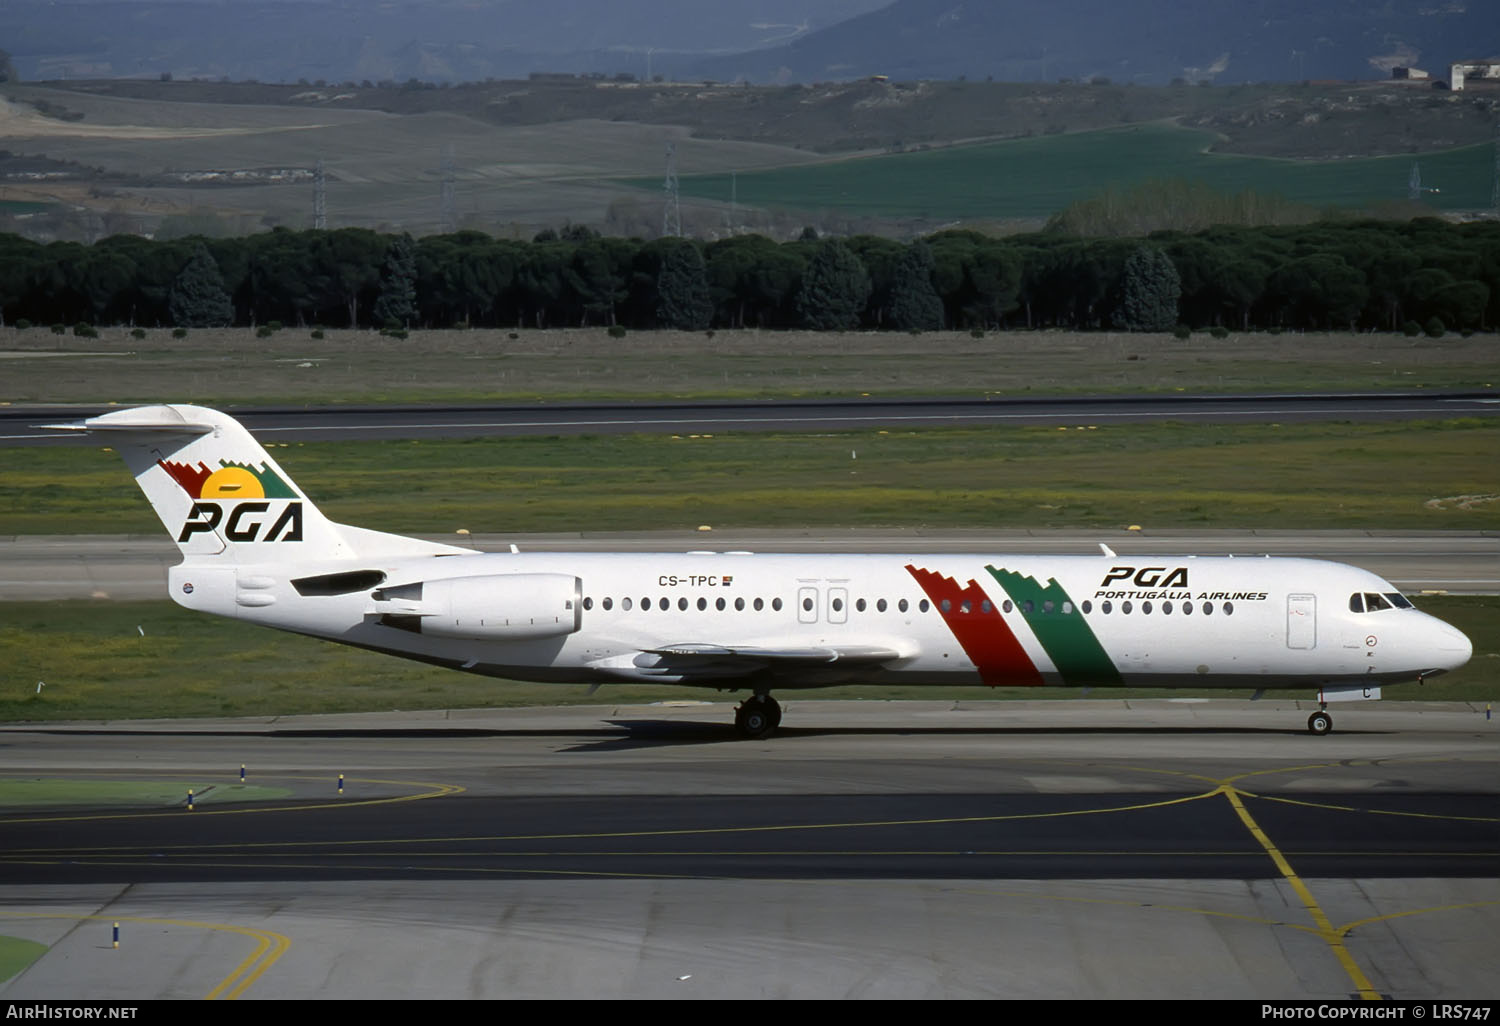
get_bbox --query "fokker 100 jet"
[48,405,1472,737]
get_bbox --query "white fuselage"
[167,550,1473,693]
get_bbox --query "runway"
[4,390,1499,446]
[1,700,1496,999]
[4,529,1495,600]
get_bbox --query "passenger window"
[941,599,952,612]
[583,597,593,610]
[603,597,613,611]
[1003,600,1013,613]
[1162,601,1172,614]
[622,598,632,611]
[1101,600,1111,614]
[802,597,814,612]
[1182,602,1192,615]
[1082,600,1092,613]
[772,598,783,611]
[1203,602,1213,615]
[735,597,744,611]
[877,599,888,612]
[641,597,651,611]
[716,597,725,611]
[1043,600,1054,614]
[1122,601,1133,614]
[919,599,930,612]
[1062,601,1073,614]
[856,598,866,612]
[899,599,909,613]
[832,597,844,612]
[1224,602,1234,615]
[1023,600,1034,614]
[981,599,992,614]
[1142,601,1153,614]
[754,597,764,611]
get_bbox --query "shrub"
[1209,326,1229,339]
[607,324,627,339]
[15,319,31,330]
[172,327,188,338]
[385,328,408,340]
[73,322,98,338]
[1401,321,1421,337]
[255,325,274,338]
[1172,323,1191,339]
[130,327,146,339]
[51,324,66,335]
[1424,316,1446,338]
[507,332,519,340]
[969,327,984,338]
[266,320,283,332]
[310,329,325,340]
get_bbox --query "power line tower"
[312,159,327,229]
[440,144,457,234]
[662,140,681,237]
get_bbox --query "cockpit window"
[1349,593,1364,613]
[1385,592,1414,609]
[1363,592,1392,612]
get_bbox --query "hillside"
[2,77,1496,241]
[687,0,1499,86]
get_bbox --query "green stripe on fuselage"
[985,566,1122,685]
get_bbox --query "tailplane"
[46,405,471,562]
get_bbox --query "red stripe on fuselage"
[904,565,1043,686]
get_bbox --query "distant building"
[1392,66,1429,80]
[1450,60,1500,91]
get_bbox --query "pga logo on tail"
[159,459,304,543]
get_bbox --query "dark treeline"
[1,218,1497,334]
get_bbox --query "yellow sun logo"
[200,466,266,499]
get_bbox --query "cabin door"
[1287,593,1317,649]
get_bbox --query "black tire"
[735,696,778,739]
[1307,710,1333,736]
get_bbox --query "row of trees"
[0,218,1496,334]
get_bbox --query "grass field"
[3,326,1496,406]
[5,420,1497,536]
[2,595,1494,723]
[670,123,1497,219]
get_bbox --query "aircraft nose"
[1434,623,1472,672]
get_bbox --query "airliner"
[49,405,1472,738]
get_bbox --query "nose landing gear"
[735,693,782,739]
[1307,707,1333,736]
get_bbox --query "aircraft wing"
[603,642,908,683]
[645,643,903,664]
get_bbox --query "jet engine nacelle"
[412,573,582,641]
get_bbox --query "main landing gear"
[735,693,782,739]
[1307,707,1333,736]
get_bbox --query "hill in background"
[1,0,1495,86]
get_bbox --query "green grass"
[0,936,49,983]
[1,595,1494,723]
[5,420,1497,536]
[668,123,1495,218]
[4,327,1495,406]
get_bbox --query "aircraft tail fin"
[45,405,471,563]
